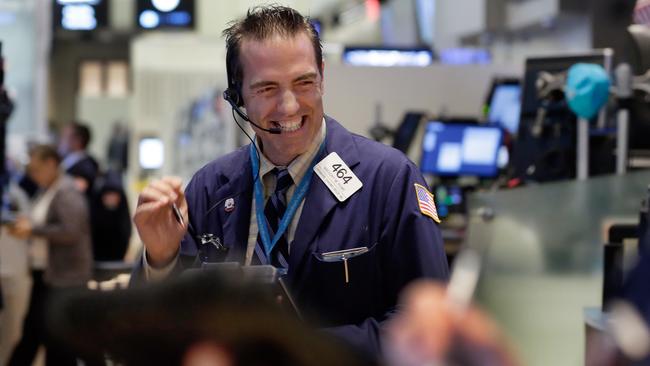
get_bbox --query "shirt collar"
[61,151,86,170]
[257,117,326,185]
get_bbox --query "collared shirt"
[244,118,326,265]
[145,118,327,278]
[60,151,86,171]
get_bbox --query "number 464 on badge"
[314,152,363,202]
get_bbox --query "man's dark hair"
[70,121,92,149]
[30,144,61,165]
[222,5,322,97]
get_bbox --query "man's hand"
[384,280,519,366]
[133,176,188,268]
[8,216,32,239]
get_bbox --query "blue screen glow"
[420,122,503,177]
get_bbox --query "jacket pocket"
[303,242,380,325]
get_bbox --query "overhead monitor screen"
[137,0,195,29]
[487,83,521,135]
[439,48,491,65]
[54,0,108,31]
[420,122,503,177]
[342,47,433,67]
[393,112,425,153]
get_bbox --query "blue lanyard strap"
[250,140,326,256]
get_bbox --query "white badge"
[314,152,363,202]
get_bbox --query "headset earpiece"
[223,58,281,134]
[223,88,240,107]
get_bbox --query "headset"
[222,53,281,135]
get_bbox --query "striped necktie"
[255,168,293,268]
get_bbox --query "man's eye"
[257,87,276,95]
[296,80,315,89]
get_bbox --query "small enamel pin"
[224,198,235,212]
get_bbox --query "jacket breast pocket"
[304,243,380,325]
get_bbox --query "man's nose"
[277,90,299,115]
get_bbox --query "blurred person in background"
[0,174,32,365]
[90,170,131,262]
[7,144,92,366]
[106,122,129,174]
[58,121,99,195]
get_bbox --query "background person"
[7,144,92,366]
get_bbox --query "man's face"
[58,125,76,155]
[27,156,58,188]
[239,32,324,165]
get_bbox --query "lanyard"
[250,140,326,256]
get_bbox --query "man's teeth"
[275,119,302,132]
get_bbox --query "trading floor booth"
[465,170,650,366]
[512,50,615,183]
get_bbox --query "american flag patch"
[414,183,440,223]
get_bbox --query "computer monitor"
[137,0,195,30]
[485,78,521,136]
[420,121,503,178]
[438,48,491,65]
[432,184,465,219]
[513,50,614,181]
[392,112,426,153]
[342,46,434,67]
[54,0,108,31]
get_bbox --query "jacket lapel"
[289,117,360,277]
[212,150,254,263]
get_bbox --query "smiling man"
[134,5,448,359]
[237,32,324,165]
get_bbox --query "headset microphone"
[223,89,281,135]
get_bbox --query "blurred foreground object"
[384,280,520,366]
[47,269,374,366]
[634,0,650,25]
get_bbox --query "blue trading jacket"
[137,116,449,356]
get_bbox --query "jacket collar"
[289,116,360,278]
[209,147,254,263]
[213,116,360,268]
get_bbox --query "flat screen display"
[487,83,521,135]
[393,112,425,153]
[137,0,194,29]
[438,48,491,65]
[420,121,503,177]
[54,0,108,31]
[342,47,433,67]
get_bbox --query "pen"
[171,202,201,246]
[446,248,481,313]
[171,201,227,260]
[171,203,185,227]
